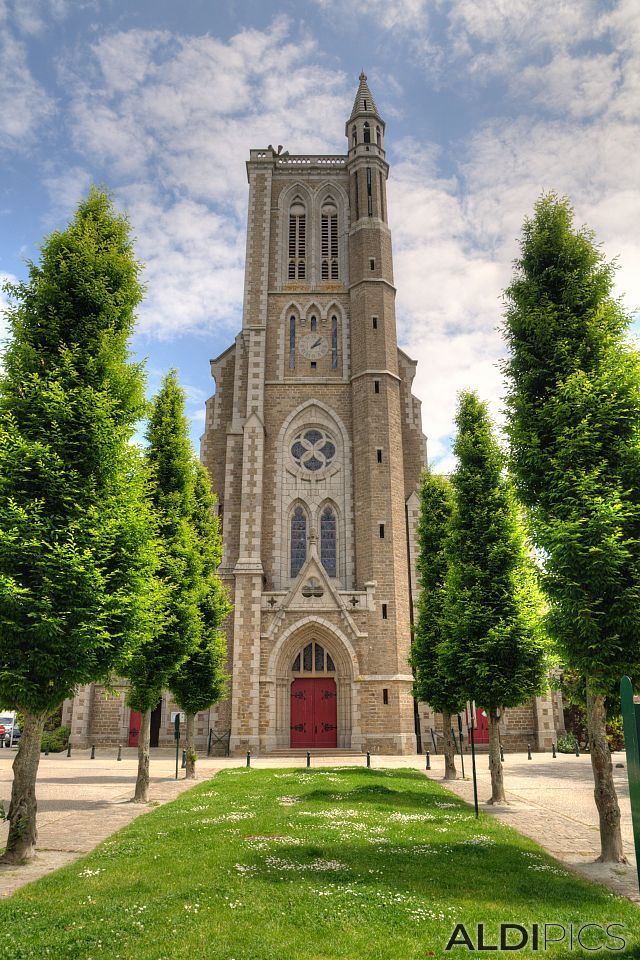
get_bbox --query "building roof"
[348,72,383,123]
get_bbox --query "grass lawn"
[1,767,638,959]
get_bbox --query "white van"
[0,711,18,747]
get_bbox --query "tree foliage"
[0,187,154,714]
[170,462,231,717]
[125,371,201,714]
[502,194,640,696]
[444,392,545,711]
[410,473,465,715]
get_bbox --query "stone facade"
[62,75,564,754]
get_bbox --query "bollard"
[306,751,310,768]
[66,741,72,757]
[117,745,122,761]
[207,728,212,757]
[500,744,504,763]
[246,751,251,768]
[552,742,557,759]
[426,751,431,770]
[90,745,95,760]
[44,743,49,757]
[366,751,371,768]
[181,749,187,769]
[575,740,580,757]
[527,742,532,760]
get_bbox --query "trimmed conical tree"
[503,193,640,860]
[444,392,545,803]
[125,370,201,802]
[410,472,465,779]
[0,188,156,862]
[170,461,231,779]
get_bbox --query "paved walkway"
[0,747,637,904]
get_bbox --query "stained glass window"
[292,653,301,672]
[303,643,313,671]
[290,506,306,577]
[326,653,335,672]
[315,643,325,672]
[321,505,337,577]
[290,429,336,472]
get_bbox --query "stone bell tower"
[200,73,428,755]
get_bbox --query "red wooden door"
[128,710,142,747]
[314,679,338,747]
[290,679,314,747]
[467,705,490,744]
[290,678,337,748]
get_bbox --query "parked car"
[0,712,20,747]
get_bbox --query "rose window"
[290,429,336,472]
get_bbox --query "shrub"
[556,733,577,754]
[607,716,625,752]
[41,726,70,753]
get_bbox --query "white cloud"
[55,19,353,338]
[0,32,54,149]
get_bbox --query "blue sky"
[1,0,639,470]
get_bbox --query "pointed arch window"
[288,201,306,280]
[321,201,339,280]
[363,121,371,144]
[352,125,357,147]
[291,506,307,578]
[331,315,338,370]
[376,126,381,146]
[320,505,337,577]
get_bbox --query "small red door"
[290,678,337,748]
[128,710,142,747]
[467,705,490,744]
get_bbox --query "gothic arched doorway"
[290,640,337,747]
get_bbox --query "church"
[63,75,563,754]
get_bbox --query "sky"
[1,0,639,471]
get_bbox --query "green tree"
[444,392,545,803]
[0,188,155,861]
[410,472,465,779]
[125,370,200,802]
[170,461,231,779]
[503,194,640,861]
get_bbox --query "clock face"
[299,332,329,360]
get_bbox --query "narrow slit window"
[372,315,378,329]
[379,171,385,221]
[382,603,388,619]
[379,523,385,539]
[322,205,339,280]
[289,315,296,369]
[374,380,380,394]
[369,258,375,271]
[310,315,317,332]
[331,315,338,369]
[366,167,372,216]
[376,448,382,463]
[363,121,370,144]
[376,126,381,146]
[352,125,357,147]
[383,688,389,705]
[354,172,359,220]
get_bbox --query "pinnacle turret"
[349,72,383,123]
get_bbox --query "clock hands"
[312,338,322,349]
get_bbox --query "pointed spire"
[349,71,382,123]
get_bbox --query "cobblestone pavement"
[0,747,637,904]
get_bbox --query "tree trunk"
[441,709,457,780]
[185,714,196,780]
[1,709,48,863]
[586,681,626,863]
[133,709,151,803]
[486,708,506,804]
